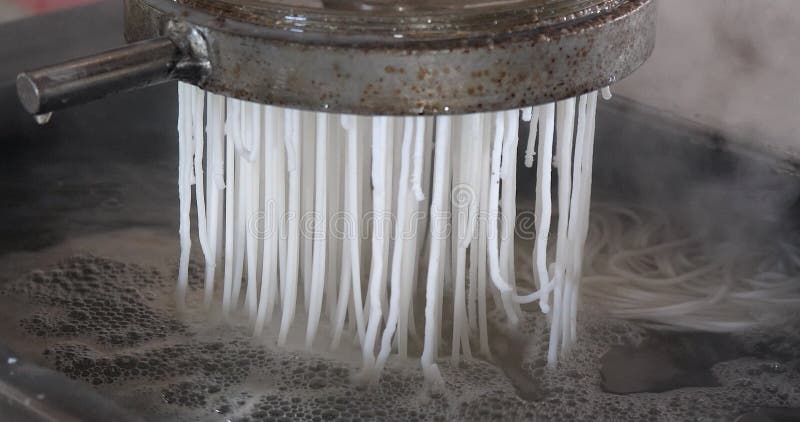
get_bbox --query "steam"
[614,0,800,161]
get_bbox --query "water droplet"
[34,112,52,125]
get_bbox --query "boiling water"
[1,220,798,421]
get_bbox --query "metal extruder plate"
[124,0,656,115]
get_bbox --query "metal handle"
[16,37,180,115]
[16,22,210,116]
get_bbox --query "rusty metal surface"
[14,15,210,116]
[124,0,656,115]
[16,38,181,115]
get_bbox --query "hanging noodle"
[175,83,194,310]
[175,81,611,380]
[420,115,452,384]
[203,93,225,308]
[278,109,301,346]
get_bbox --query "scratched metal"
[124,0,656,115]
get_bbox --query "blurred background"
[0,0,96,23]
[615,0,800,162]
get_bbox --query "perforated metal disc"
[124,0,656,115]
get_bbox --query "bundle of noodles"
[175,82,609,383]
[582,203,800,332]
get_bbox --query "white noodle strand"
[376,116,416,371]
[360,116,389,377]
[278,109,301,346]
[420,115,452,385]
[203,93,225,308]
[176,83,194,310]
[305,113,328,348]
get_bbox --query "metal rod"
[16,37,184,115]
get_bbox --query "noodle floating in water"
[581,203,800,332]
[175,82,603,382]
